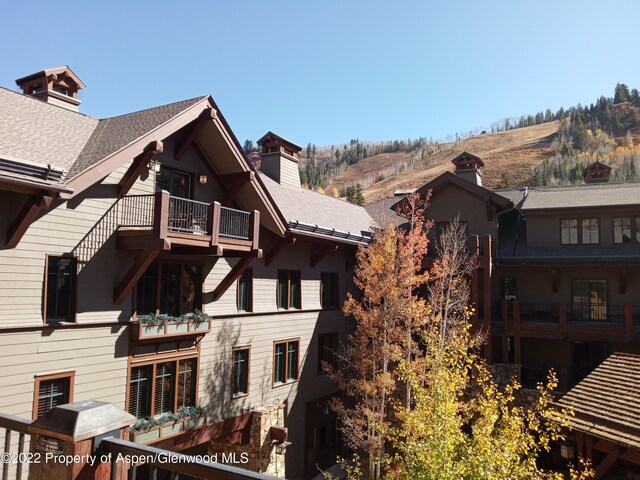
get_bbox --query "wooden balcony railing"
[498,300,638,339]
[0,412,31,480]
[116,191,259,251]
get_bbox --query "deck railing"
[569,303,625,325]
[0,413,31,480]
[220,207,251,240]
[116,193,254,242]
[168,196,210,234]
[116,194,154,228]
[520,303,558,324]
[101,437,278,480]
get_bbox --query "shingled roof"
[514,182,640,211]
[0,86,208,190]
[68,96,206,178]
[258,172,374,244]
[555,352,640,450]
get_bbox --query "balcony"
[115,191,259,254]
[496,300,639,342]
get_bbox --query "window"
[277,270,301,310]
[156,166,192,199]
[127,358,197,418]
[232,347,250,396]
[237,268,253,312]
[33,372,74,419]
[561,219,578,245]
[320,272,339,308]
[614,217,632,243]
[318,333,339,374]
[136,263,202,317]
[44,255,77,323]
[273,339,299,385]
[572,280,607,322]
[581,218,599,244]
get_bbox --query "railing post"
[559,304,567,335]
[153,190,169,240]
[250,210,260,250]
[28,401,135,480]
[513,301,521,332]
[625,304,633,337]
[210,201,221,246]
[501,300,508,323]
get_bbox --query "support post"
[118,141,163,198]
[152,190,170,240]
[209,201,221,246]
[249,210,261,251]
[264,236,295,267]
[212,253,260,301]
[114,247,163,304]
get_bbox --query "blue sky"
[2,1,639,147]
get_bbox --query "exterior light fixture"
[198,174,208,184]
[148,160,161,172]
[275,441,292,455]
[560,441,575,460]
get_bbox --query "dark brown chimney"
[257,131,303,190]
[451,151,484,186]
[583,161,611,183]
[16,66,85,112]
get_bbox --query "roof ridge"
[98,95,208,122]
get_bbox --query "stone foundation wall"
[488,363,522,387]
[209,403,286,478]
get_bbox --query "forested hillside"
[243,83,640,203]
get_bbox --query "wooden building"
[368,151,640,475]
[0,66,374,479]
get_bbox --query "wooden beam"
[218,171,254,185]
[264,236,295,267]
[212,253,259,301]
[345,250,357,272]
[6,194,53,248]
[175,109,214,161]
[594,450,619,478]
[117,141,163,198]
[170,246,223,256]
[311,244,338,268]
[484,194,493,221]
[221,173,255,206]
[114,246,166,304]
[249,210,260,251]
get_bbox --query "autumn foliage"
[326,193,590,480]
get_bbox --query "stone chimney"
[16,66,85,112]
[583,161,611,183]
[451,151,484,186]
[257,131,302,190]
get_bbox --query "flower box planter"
[132,319,211,341]
[131,414,207,444]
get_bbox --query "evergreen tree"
[614,83,630,104]
[242,139,255,154]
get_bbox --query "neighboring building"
[368,151,640,475]
[369,151,640,390]
[556,352,640,478]
[0,67,374,479]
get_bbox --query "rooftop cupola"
[583,161,611,183]
[15,66,85,112]
[451,151,484,186]
[257,131,302,190]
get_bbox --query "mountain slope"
[327,121,559,203]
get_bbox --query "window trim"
[560,218,579,245]
[320,272,340,308]
[273,338,300,387]
[318,332,339,375]
[277,270,302,310]
[237,268,253,313]
[125,353,199,418]
[613,216,633,244]
[232,346,251,397]
[33,371,75,420]
[43,254,78,324]
[580,218,600,245]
